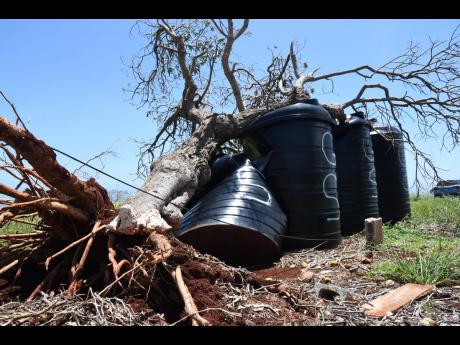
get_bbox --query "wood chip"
[363,283,433,317]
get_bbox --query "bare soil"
[1,234,459,326]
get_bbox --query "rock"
[384,279,395,287]
[329,260,339,267]
[321,277,332,284]
[315,299,325,307]
[277,283,289,293]
[361,257,373,264]
[365,251,374,259]
[421,317,437,326]
[301,261,308,268]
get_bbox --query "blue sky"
[0,19,459,195]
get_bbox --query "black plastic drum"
[333,112,380,235]
[175,159,287,265]
[243,99,342,250]
[370,124,411,224]
[208,153,247,190]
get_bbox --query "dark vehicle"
[432,180,460,197]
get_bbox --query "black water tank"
[175,159,287,265]
[186,152,247,209]
[333,112,380,235]
[370,124,411,224]
[208,153,247,190]
[243,99,341,250]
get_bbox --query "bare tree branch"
[221,19,249,112]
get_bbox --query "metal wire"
[50,146,340,243]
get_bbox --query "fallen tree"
[115,19,459,234]
[0,19,459,325]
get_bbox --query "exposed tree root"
[147,232,172,263]
[27,262,64,301]
[107,234,132,284]
[172,265,210,326]
[0,259,19,275]
[44,223,106,270]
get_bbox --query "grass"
[0,217,39,247]
[378,195,460,253]
[370,245,460,285]
[409,194,460,235]
[368,195,460,286]
[0,218,37,235]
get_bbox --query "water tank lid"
[347,112,370,127]
[333,112,370,137]
[244,99,335,133]
[338,111,370,128]
[370,123,402,136]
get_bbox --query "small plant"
[370,245,460,285]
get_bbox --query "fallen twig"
[2,300,68,326]
[67,221,102,296]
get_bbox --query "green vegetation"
[379,195,460,252]
[0,219,37,235]
[370,245,460,285]
[113,201,123,209]
[369,195,460,285]
[0,217,39,247]
[409,194,460,235]
[379,222,460,253]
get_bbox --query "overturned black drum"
[175,159,287,266]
